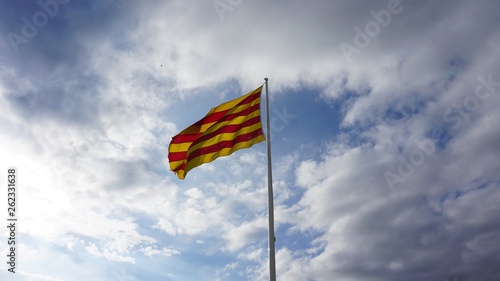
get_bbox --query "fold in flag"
[168,86,266,179]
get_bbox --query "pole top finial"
[264,78,268,82]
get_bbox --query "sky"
[0,0,499,280]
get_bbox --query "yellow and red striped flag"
[168,86,265,179]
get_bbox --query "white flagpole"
[264,78,277,281]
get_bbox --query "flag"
[168,86,265,179]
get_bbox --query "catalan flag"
[168,86,266,179]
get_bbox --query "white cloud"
[1,0,500,280]
[141,246,180,257]
[225,217,267,252]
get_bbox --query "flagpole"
[264,78,277,281]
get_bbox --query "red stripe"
[190,90,261,126]
[204,91,260,123]
[169,116,261,162]
[169,89,262,172]
[173,163,185,173]
[170,103,261,145]
[213,103,260,124]
[171,133,201,144]
[186,129,264,162]
[168,151,187,162]
[191,116,262,147]
[191,110,228,127]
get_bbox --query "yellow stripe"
[219,95,261,115]
[186,123,263,153]
[169,142,192,153]
[199,109,261,137]
[176,169,186,180]
[209,86,262,114]
[178,125,203,135]
[169,86,264,180]
[179,96,262,134]
[169,159,185,172]
[170,109,261,152]
[183,134,265,177]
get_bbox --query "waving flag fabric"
[168,86,265,179]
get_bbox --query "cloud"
[141,246,180,257]
[1,0,500,280]
[225,217,268,252]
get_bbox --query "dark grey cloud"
[0,0,144,124]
